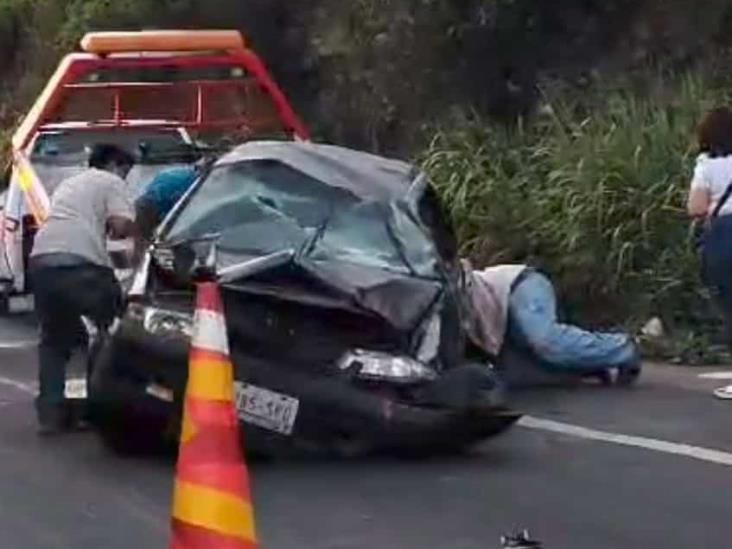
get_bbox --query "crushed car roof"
[216,141,418,201]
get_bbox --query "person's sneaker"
[581,369,613,386]
[71,418,91,432]
[37,416,69,436]
[36,404,70,436]
[67,401,91,432]
[614,346,642,387]
[616,364,641,386]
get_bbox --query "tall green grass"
[423,75,730,356]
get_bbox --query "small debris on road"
[501,530,543,548]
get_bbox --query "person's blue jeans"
[702,214,732,343]
[508,271,636,372]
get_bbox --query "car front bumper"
[89,312,520,455]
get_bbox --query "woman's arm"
[688,156,712,219]
[687,186,711,218]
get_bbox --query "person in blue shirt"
[135,165,199,240]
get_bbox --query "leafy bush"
[422,75,728,342]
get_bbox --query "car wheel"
[88,335,172,456]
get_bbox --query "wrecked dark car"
[88,141,520,456]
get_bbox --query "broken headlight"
[129,304,193,339]
[338,349,438,385]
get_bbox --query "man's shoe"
[36,404,70,436]
[614,345,642,387]
[37,417,68,436]
[71,418,91,432]
[615,363,641,386]
[581,369,613,386]
[67,401,91,432]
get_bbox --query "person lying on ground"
[461,261,641,385]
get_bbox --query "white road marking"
[698,371,732,380]
[0,375,36,396]
[519,416,732,467]
[0,339,38,350]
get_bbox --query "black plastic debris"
[501,530,543,548]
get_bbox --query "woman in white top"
[688,108,732,218]
[687,106,732,399]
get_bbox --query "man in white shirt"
[29,144,137,434]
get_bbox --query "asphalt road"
[1,315,731,549]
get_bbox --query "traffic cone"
[169,281,258,549]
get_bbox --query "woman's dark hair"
[697,107,732,157]
[88,144,135,169]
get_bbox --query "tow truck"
[0,29,308,312]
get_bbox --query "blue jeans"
[508,271,636,371]
[702,214,732,342]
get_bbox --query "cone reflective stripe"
[13,150,50,225]
[170,281,258,549]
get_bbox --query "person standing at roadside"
[29,144,137,433]
[687,107,732,399]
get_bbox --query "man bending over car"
[29,144,137,434]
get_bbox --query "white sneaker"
[713,384,732,400]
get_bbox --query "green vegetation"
[423,76,732,362]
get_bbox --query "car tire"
[93,399,175,456]
[88,334,173,456]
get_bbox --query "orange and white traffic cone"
[170,280,258,549]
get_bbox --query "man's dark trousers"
[29,256,121,425]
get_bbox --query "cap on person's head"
[88,144,135,170]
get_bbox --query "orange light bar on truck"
[80,30,246,54]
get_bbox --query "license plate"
[8,294,34,313]
[234,382,299,436]
[64,378,87,400]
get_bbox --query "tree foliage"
[2,0,732,152]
